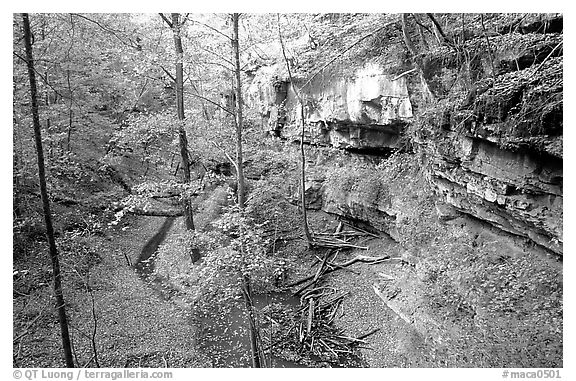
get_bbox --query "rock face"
[428,134,562,254]
[425,56,563,255]
[302,64,413,126]
[247,63,413,152]
[247,20,563,256]
[322,182,399,238]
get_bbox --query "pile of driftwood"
[311,221,379,250]
[281,224,389,361]
[294,286,380,361]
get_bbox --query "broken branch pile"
[280,239,389,362]
[294,286,380,361]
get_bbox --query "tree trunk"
[21,12,75,368]
[298,103,313,245]
[65,14,75,152]
[242,274,261,368]
[231,13,246,208]
[232,13,261,368]
[426,13,450,45]
[276,16,313,246]
[169,13,195,231]
[401,13,436,102]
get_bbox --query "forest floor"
[323,237,439,367]
[13,215,209,368]
[14,189,446,368]
[261,208,443,368]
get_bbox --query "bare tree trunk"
[231,13,261,368]
[480,14,496,79]
[165,13,195,232]
[241,274,261,368]
[21,12,75,368]
[65,14,75,152]
[276,15,313,247]
[231,13,246,208]
[426,13,450,45]
[401,13,436,102]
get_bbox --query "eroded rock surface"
[247,63,412,152]
[247,19,562,256]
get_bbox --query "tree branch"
[301,20,395,90]
[159,13,173,28]
[401,13,436,101]
[392,68,417,81]
[480,14,496,78]
[197,44,234,66]
[14,50,100,122]
[181,90,235,116]
[191,18,232,41]
[410,13,434,35]
[159,65,176,82]
[71,13,140,50]
[209,140,238,173]
[426,13,450,44]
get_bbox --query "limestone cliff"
[246,13,563,256]
[247,62,412,152]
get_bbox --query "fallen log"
[316,231,371,238]
[311,236,369,250]
[288,255,391,291]
[335,335,368,344]
[302,286,335,301]
[130,208,183,217]
[313,241,369,250]
[319,338,338,358]
[356,328,380,341]
[149,192,182,199]
[307,298,314,334]
[313,251,331,283]
[330,255,391,269]
[325,261,361,275]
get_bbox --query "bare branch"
[534,41,563,74]
[159,65,176,82]
[14,50,99,120]
[159,13,173,28]
[301,20,395,90]
[191,18,232,41]
[71,13,139,50]
[392,68,417,81]
[210,140,238,173]
[181,90,235,116]
[197,44,234,66]
[410,13,434,35]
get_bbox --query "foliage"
[105,111,176,174]
[323,162,391,207]
[377,154,562,367]
[153,204,282,317]
[245,175,301,253]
